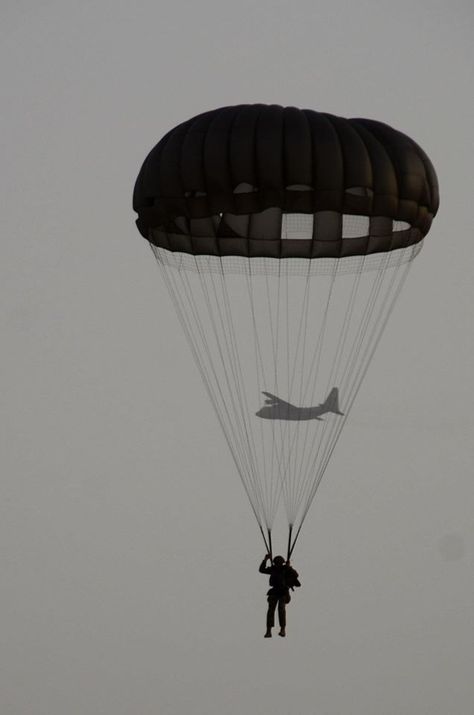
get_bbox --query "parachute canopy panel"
[134,105,439,260]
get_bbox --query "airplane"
[256,387,344,421]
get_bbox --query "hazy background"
[1,1,473,714]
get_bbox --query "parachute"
[133,105,439,558]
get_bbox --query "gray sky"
[1,1,473,714]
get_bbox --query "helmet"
[273,555,285,566]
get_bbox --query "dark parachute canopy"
[134,105,438,557]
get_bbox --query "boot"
[278,628,286,637]
[264,629,272,638]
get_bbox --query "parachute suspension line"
[276,262,313,524]
[260,267,284,527]
[259,524,271,556]
[153,257,256,497]
[289,261,313,522]
[296,252,413,535]
[309,262,410,517]
[215,259,271,522]
[296,254,392,525]
[303,260,340,403]
[154,250,266,531]
[250,267,275,525]
[283,260,340,527]
[294,259,363,519]
[153,242,419,557]
[288,260,320,534]
[286,524,293,562]
[268,530,273,561]
[162,258,259,508]
[317,251,399,473]
[244,258,279,528]
[287,252,398,555]
[295,255,378,516]
[256,260,315,530]
[285,256,361,550]
[318,254,413,480]
[155,255,239,461]
[266,266,295,527]
[302,254,388,496]
[264,265,284,523]
[195,260,272,527]
[243,260,270,525]
[285,266,291,518]
[258,268,284,525]
[181,260,259,503]
[222,260,280,530]
[264,263,293,523]
[288,523,301,560]
[203,262,267,522]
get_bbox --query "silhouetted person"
[259,554,300,638]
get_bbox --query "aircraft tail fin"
[322,387,344,415]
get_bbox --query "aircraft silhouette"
[256,387,344,421]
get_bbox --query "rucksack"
[285,566,301,590]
